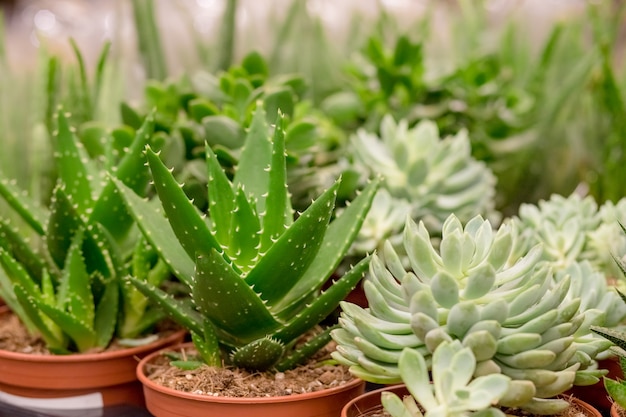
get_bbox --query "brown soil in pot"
[144,341,356,398]
[0,306,180,354]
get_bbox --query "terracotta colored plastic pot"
[0,306,186,409]
[341,384,603,417]
[137,342,366,417]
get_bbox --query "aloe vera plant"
[0,108,167,353]
[114,104,379,371]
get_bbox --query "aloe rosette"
[114,105,379,371]
[332,214,611,414]
[348,115,499,257]
[0,108,167,353]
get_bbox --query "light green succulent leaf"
[226,186,261,272]
[440,229,464,278]
[462,263,496,300]
[404,218,441,279]
[399,347,438,411]
[430,271,459,308]
[605,378,626,409]
[409,290,439,321]
[447,301,480,339]
[381,391,421,417]
[463,330,497,362]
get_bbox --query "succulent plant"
[114,105,379,371]
[332,213,611,414]
[346,115,499,259]
[0,108,167,353]
[382,340,511,417]
[511,193,626,329]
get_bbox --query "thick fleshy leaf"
[194,249,279,344]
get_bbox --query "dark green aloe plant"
[114,105,379,371]
[0,108,168,353]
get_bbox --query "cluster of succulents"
[0,109,167,352]
[346,115,499,258]
[332,213,612,414]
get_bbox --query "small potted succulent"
[332,213,611,415]
[113,104,379,417]
[0,109,185,407]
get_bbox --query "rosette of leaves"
[114,105,379,372]
[511,193,626,328]
[0,109,168,353]
[347,115,499,258]
[382,340,511,417]
[332,214,611,414]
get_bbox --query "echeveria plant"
[0,109,167,353]
[115,105,379,371]
[332,214,611,414]
[347,115,499,258]
[382,341,511,417]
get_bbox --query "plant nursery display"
[0,0,626,416]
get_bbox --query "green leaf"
[94,277,119,347]
[203,115,245,149]
[244,180,338,306]
[205,144,236,246]
[53,108,95,215]
[127,275,203,335]
[145,146,222,264]
[226,187,261,272]
[0,219,46,283]
[60,229,95,329]
[259,112,291,253]
[605,377,626,408]
[275,178,380,313]
[0,177,48,235]
[193,249,279,344]
[112,178,195,285]
[272,255,370,343]
[90,111,155,240]
[233,106,272,214]
[13,283,66,351]
[231,337,284,371]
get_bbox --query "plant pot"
[341,384,603,417]
[0,306,186,411]
[137,343,366,417]
[611,401,625,417]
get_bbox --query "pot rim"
[137,342,365,405]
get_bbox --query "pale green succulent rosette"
[332,214,611,415]
[584,198,626,285]
[348,115,499,259]
[382,341,511,417]
[511,193,626,328]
